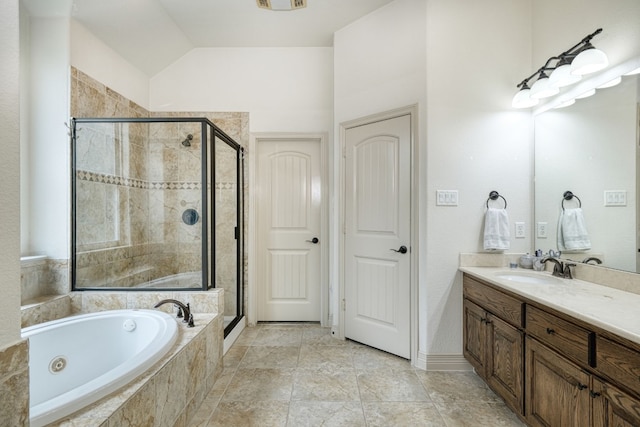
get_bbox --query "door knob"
[306,237,319,244]
[390,245,408,254]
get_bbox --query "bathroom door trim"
[338,105,419,366]
[248,133,329,326]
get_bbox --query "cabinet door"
[487,314,523,413]
[526,337,591,427]
[463,299,487,375]
[592,377,640,427]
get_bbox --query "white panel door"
[257,139,321,321]
[345,114,411,358]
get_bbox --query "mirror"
[534,72,640,272]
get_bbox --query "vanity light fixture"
[530,70,560,99]
[548,58,582,89]
[511,82,539,108]
[570,42,609,76]
[512,28,607,108]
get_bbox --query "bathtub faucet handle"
[153,299,195,327]
[186,311,194,328]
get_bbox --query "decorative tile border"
[76,169,235,191]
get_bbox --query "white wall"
[70,20,149,109]
[26,17,71,259]
[334,0,532,361]
[424,0,533,356]
[20,2,31,255]
[149,47,334,133]
[0,0,22,345]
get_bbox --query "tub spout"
[154,299,194,327]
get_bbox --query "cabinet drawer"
[463,276,523,327]
[596,336,640,396]
[526,306,593,366]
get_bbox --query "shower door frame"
[70,117,244,330]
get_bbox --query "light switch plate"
[436,190,458,206]
[604,190,627,207]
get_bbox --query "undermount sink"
[493,271,563,285]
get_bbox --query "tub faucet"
[154,299,194,327]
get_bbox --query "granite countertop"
[460,266,640,346]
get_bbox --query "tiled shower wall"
[68,67,248,318]
[150,111,248,315]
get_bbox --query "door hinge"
[342,145,346,158]
[341,299,346,311]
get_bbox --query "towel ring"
[486,190,507,209]
[562,190,582,210]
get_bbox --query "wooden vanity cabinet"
[463,273,640,427]
[463,278,524,414]
[526,336,591,427]
[592,377,640,427]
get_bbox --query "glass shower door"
[214,132,242,333]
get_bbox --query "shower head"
[181,134,194,147]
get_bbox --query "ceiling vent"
[257,0,307,11]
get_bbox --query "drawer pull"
[577,383,588,390]
[546,328,555,335]
[590,391,601,398]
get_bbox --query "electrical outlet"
[537,222,548,238]
[515,222,525,238]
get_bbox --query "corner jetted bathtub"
[22,309,179,427]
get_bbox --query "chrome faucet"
[582,256,602,265]
[154,299,195,327]
[541,257,575,279]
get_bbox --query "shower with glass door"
[70,117,244,336]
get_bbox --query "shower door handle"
[306,237,319,244]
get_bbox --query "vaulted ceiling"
[24,0,396,76]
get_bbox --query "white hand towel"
[557,207,591,251]
[483,208,510,251]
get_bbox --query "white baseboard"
[424,353,473,371]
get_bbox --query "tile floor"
[190,323,526,426]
